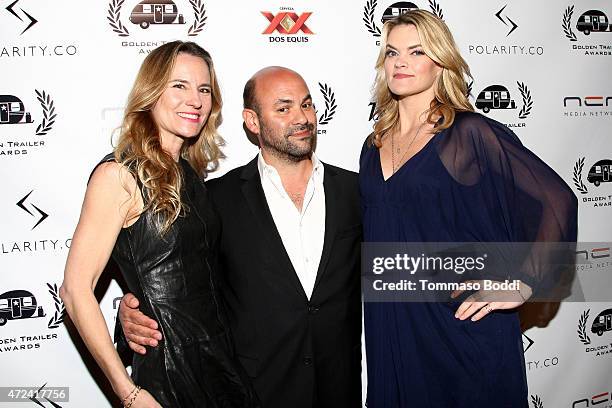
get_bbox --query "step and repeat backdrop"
[1,0,611,406]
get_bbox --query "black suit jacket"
[207,157,362,408]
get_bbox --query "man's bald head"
[243,66,306,114]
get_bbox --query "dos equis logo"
[562,6,612,56]
[363,1,444,45]
[107,0,208,52]
[261,6,314,44]
[573,157,612,208]
[472,81,533,129]
[0,90,57,158]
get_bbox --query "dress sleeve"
[436,113,578,299]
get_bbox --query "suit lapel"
[240,157,307,300]
[312,163,339,294]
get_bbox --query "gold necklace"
[391,121,426,174]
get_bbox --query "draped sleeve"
[436,112,578,299]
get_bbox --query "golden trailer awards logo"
[573,157,612,208]
[472,81,533,129]
[363,1,443,46]
[0,283,65,354]
[107,0,207,52]
[577,308,612,359]
[562,5,612,57]
[0,90,56,158]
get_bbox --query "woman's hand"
[451,280,531,322]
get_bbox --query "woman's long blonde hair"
[371,9,473,147]
[114,41,224,235]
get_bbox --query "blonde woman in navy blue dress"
[360,10,577,407]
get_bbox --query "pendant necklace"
[391,121,426,174]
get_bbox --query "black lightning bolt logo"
[28,383,64,408]
[522,333,534,353]
[5,0,38,35]
[17,190,48,230]
[495,5,518,36]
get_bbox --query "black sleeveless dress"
[99,154,259,407]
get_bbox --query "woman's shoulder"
[447,110,522,146]
[88,153,138,194]
[359,132,377,161]
[449,110,491,130]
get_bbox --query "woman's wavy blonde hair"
[114,41,224,235]
[371,9,473,147]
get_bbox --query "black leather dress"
[101,154,259,407]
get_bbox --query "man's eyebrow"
[301,94,312,103]
[274,98,294,105]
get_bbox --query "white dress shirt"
[257,152,326,299]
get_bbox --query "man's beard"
[259,120,316,163]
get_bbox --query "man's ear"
[242,109,260,134]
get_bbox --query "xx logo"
[261,12,313,34]
[17,190,48,230]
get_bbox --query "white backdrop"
[1,0,611,407]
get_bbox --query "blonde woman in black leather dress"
[60,41,259,408]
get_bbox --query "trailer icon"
[587,159,612,187]
[591,309,612,336]
[576,10,610,35]
[129,0,185,29]
[475,85,517,113]
[382,2,419,23]
[0,290,45,326]
[0,95,33,125]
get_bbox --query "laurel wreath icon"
[531,395,544,408]
[35,90,56,137]
[573,157,589,194]
[363,0,381,37]
[47,283,66,330]
[317,83,337,126]
[429,0,444,20]
[517,82,533,119]
[563,5,577,42]
[577,309,591,346]
[107,0,130,37]
[188,0,207,36]
[466,80,473,98]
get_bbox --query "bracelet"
[122,385,141,408]
[121,385,137,405]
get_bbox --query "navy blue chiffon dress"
[359,112,577,407]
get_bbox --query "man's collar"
[257,150,322,178]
